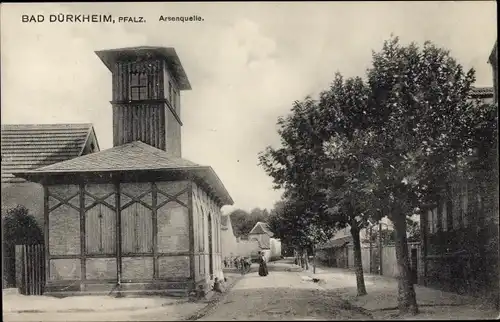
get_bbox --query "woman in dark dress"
[258,252,269,276]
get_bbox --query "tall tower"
[95,46,191,157]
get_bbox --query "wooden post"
[44,186,50,290]
[369,225,373,273]
[37,245,41,295]
[379,222,383,275]
[23,245,28,294]
[313,245,316,274]
[79,183,86,292]
[115,182,122,286]
[15,245,24,294]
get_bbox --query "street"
[3,262,370,321]
[199,264,369,321]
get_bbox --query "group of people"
[222,252,268,277]
[223,255,251,274]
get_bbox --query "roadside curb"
[183,274,245,321]
[8,299,190,314]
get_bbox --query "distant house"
[1,123,100,226]
[316,217,395,270]
[469,86,495,105]
[248,221,281,261]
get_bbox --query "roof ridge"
[132,141,204,166]
[1,123,93,130]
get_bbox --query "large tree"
[356,36,482,314]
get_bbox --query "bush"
[2,205,43,288]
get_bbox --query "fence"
[15,244,45,295]
[340,242,421,282]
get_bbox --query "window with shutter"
[451,182,461,229]
[427,210,433,234]
[121,203,153,254]
[120,183,154,254]
[84,184,117,256]
[86,205,116,255]
[128,61,161,101]
[461,182,468,227]
[441,201,448,232]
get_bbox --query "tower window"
[168,81,173,104]
[130,72,148,100]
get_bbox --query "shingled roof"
[317,235,353,250]
[470,86,494,97]
[1,123,98,183]
[248,222,274,237]
[13,141,234,206]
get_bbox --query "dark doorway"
[208,214,213,279]
[410,248,418,284]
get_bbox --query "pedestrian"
[234,257,239,270]
[258,252,269,277]
[240,257,246,275]
[245,257,251,273]
[223,258,227,268]
[213,277,223,293]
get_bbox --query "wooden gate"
[15,244,45,295]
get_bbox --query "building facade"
[420,41,498,305]
[14,47,233,297]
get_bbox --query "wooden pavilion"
[14,46,234,297]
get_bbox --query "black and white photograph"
[1,1,498,321]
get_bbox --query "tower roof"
[95,46,192,90]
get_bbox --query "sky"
[1,2,497,214]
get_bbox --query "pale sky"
[1,2,497,214]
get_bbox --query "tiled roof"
[31,141,199,172]
[249,222,274,237]
[1,123,96,183]
[470,86,494,97]
[317,235,353,250]
[13,141,234,206]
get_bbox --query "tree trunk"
[393,214,419,315]
[350,226,367,296]
[304,249,309,270]
[313,245,316,274]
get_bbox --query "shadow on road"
[199,287,371,321]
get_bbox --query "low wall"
[339,242,422,279]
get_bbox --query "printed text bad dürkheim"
[22,14,204,23]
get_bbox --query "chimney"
[95,46,192,157]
